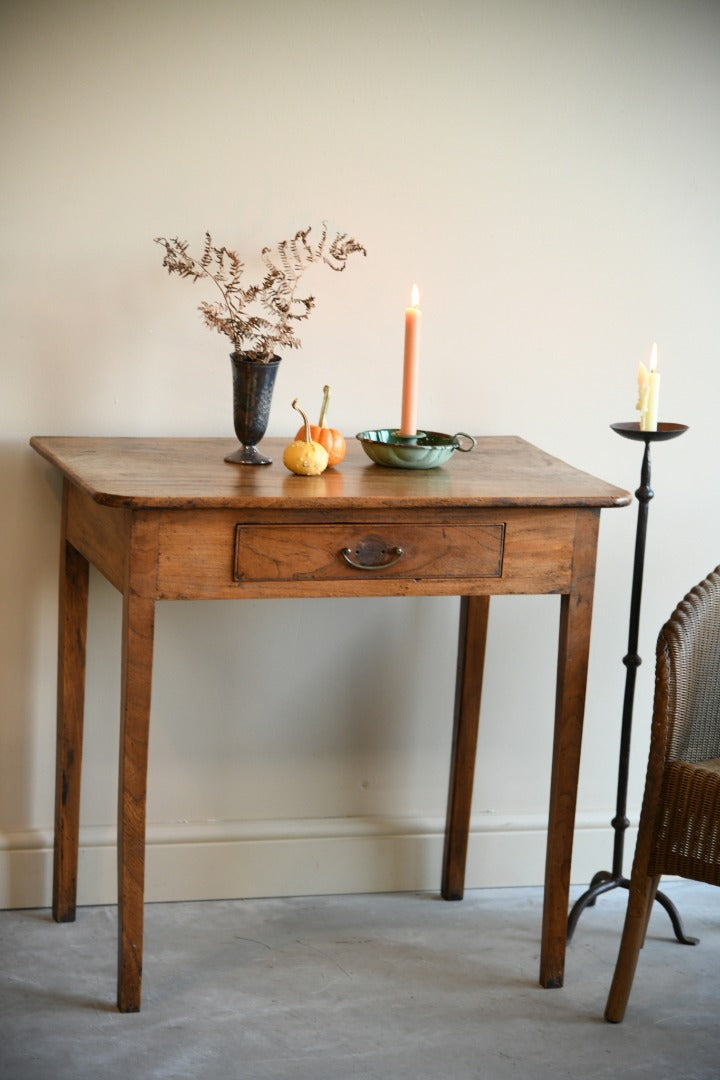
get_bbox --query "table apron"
[64,488,589,600]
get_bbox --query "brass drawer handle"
[340,545,405,571]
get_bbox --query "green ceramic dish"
[356,429,476,469]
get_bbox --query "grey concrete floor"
[0,880,717,1080]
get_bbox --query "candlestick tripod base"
[567,420,697,948]
[566,870,697,945]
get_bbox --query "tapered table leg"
[53,484,89,924]
[540,510,599,987]
[116,520,157,1013]
[442,595,490,901]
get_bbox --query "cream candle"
[637,342,660,431]
[645,343,660,430]
[636,361,649,420]
[399,284,421,436]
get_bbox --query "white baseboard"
[0,812,635,910]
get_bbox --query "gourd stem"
[318,385,331,428]
[291,398,311,443]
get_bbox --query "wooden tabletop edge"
[28,435,633,509]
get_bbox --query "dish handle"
[453,433,476,453]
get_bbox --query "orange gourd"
[295,385,346,467]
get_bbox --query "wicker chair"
[605,566,720,1022]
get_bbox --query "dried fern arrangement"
[154,225,366,361]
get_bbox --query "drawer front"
[234,523,505,582]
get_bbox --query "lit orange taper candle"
[400,284,421,436]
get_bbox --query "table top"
[30,436,631,511]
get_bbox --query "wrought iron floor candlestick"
[567,420,695,945]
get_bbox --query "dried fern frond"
[155,225,366,360]
[326,232,367,270]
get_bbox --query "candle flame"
[650,341,658,371]
[411,283,420,307]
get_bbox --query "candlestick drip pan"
[356,429,476,469]
[610,421,688,443]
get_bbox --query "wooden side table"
[30,435,630,1011]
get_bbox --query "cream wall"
[1,0,719,908]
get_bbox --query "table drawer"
[233,523,505,582]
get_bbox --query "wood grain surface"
[30,436,631,509]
